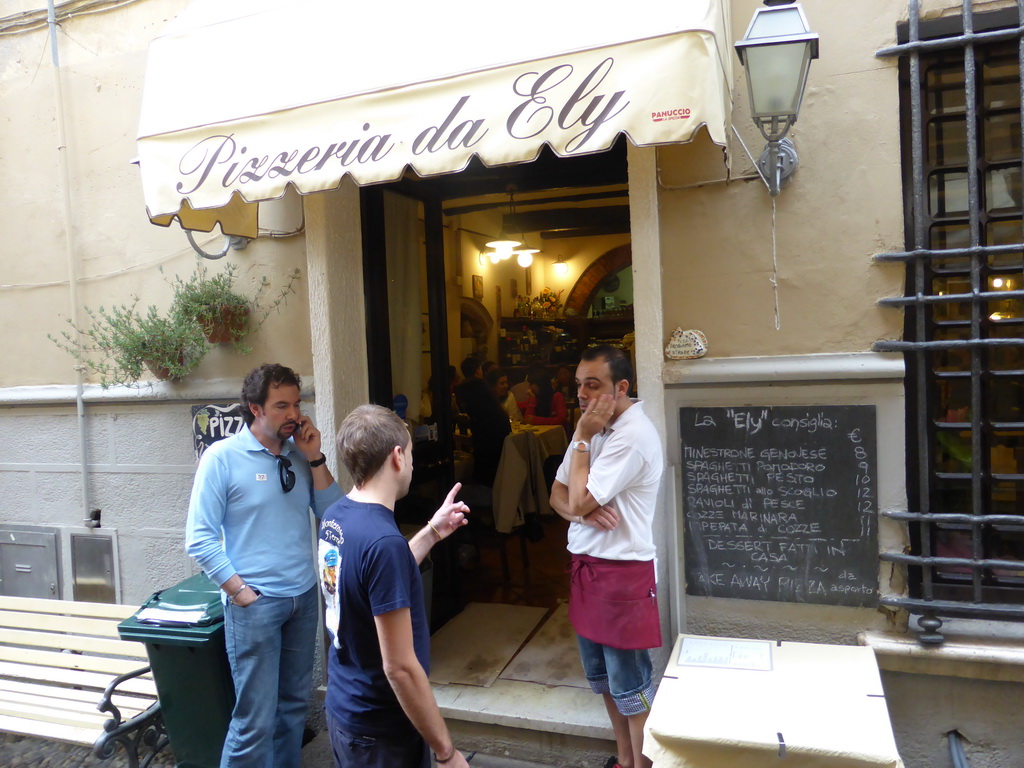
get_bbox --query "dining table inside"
[491,423,569,533]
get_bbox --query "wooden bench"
[0,595,167,767]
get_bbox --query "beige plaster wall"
[659,0,906,357]
[0,0,312,388]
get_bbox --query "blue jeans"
[220,585,319,768]
[577,634,655,717]
[326,711,429,768]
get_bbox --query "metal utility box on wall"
[0,526,60,599]
[71,534,116,603]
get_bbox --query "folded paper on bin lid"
[136,607,212,626]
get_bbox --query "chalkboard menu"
[680,405,878,607]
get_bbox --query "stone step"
[436,679,617,768]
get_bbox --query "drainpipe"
[48,0,92,521]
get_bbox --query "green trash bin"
[118,573,235,768]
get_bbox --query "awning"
[138,0,731,237]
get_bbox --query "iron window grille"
[874,2,1024,643]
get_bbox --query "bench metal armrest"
[94,665,168,768]
[97,664,152,726]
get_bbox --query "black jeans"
[326,711,429,768]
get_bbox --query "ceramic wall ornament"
[665,328,708,360]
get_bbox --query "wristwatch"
[571,440,590,453]
[309,454,327,468]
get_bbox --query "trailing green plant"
[49,298,208,388]
[166,260,301,354]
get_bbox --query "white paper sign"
[678,637,773,671]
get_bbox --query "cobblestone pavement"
[0,732,178,767]
[0,732,557,768]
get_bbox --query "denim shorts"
[576,634,656,716]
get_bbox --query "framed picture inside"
[510,278,518,299]
[472,274,484,300]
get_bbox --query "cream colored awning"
[138,0,731,237]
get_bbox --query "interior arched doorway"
[563,244,632,317]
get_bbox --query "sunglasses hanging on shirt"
[276,454,295,493]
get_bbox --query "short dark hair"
[460,356,481,379]
[336,404,409,487]
[581,345,632,388]
[484,367,507,388]
[240,364,302,426]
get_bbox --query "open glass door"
[361,185,462,627]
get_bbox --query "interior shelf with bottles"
[496,313,634,374]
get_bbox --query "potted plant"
[50,298,208,388]
[167,261,301,353]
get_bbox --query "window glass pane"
[988,325,1024,371]
[936,427,973,472]
[930,170,970,216]
[935,478,971,513]
[983,56,1020,111]
[928,118,967,165]
[926,62,966,115]
[934,376,971,422]
[986,273,1023,322]
[985,222,1023,268]
[987,374,1024,423]
[984,112,1021,162]
[990,480,1024,516]
[985,166,1021,214]
[934,529,974,579]
[930,326,971,371]
[989,528,1024,583]
[991,432,1024,474]
[930,222,971,253]
[931,274,971,322]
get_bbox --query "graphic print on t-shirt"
[318,518,344,648]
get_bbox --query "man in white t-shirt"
[550,346,663,768]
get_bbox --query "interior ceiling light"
[484,187,523,260]
[553,255,569,275]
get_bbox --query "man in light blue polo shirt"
[186,363,343,768]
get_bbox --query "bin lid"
[118,572,226,645]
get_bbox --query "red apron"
[568,554,661,651]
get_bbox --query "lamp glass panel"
[744,42,810,118]
[746,6,807,39]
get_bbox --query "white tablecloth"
[491,425,568,533]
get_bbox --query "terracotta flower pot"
[202,305,250,344]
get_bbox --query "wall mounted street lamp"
[735,0,819,196]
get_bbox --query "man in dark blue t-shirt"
[318,404,470,768]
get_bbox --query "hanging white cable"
[771,196,781,331]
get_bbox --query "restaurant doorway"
[360,141,633,649]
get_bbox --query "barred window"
[875,5,1024,642]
